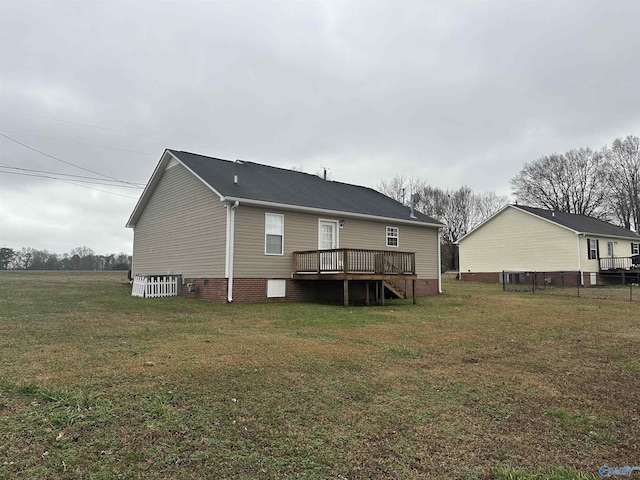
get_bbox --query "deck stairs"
[384,281,406,299]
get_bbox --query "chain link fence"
[501,270,640,302]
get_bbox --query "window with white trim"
[632,243,639,255]
[587,238,599,260]
[265,213,284,255]
[386,226,399,247]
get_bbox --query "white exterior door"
[319,220,338,250]
[318,220,339,271]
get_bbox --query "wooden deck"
[600,255,640,271]
[292,249,417,306]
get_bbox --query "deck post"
[412,279,416,305]
[343,279,349,306]
[343,249,348,274]
[380,280,385,306]
[365,282,370,306]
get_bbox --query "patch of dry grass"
[0,271,638,479]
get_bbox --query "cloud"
[1,0,638,254]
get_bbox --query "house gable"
[458,206,579,273]
[131,161,227,277]
[127,150,225,229]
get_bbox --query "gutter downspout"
[226,201,239,302]
[576,233,583,286]
[438,228,443,294]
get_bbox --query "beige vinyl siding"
[579,236,639,272]
[338,217,439,279]
[132,163,226,277]
[233,205,439,279]
[459,207,578,273]
[233,206,316,278]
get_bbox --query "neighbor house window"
[632,243,639,255]
[386,226,399,247]
[587,238,599,260]
[265,213,284,255]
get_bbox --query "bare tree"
[440,187,481,269]
[605,135,640,231]
[378,175,508,269]
[510,148,608,218]
[419,185,449,220]
[70,246,96,270]
[472,191,509,228]
[378,175,430,209]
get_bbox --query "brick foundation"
[460,272,501,283]
[179,277,439,304]
[460,271,585,287]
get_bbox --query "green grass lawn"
[0,271,638,479]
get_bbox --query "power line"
[0,129,157,156]
[0,108,325,172]
[0,171,140,199]
[0,107,215,150]
[0,108,384,187]
[0,133,142,186]
[0,165,144,188]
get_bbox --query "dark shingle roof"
[515,205,640,239]
[171,150,442,226]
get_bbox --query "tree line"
[379,134,638,270]
[511,135,639,231]
[0,246,131,271]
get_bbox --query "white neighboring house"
[457,205,640,286]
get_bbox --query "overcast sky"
[1,0,639,255]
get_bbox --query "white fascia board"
[222,196,444,229]
[173,154,225,201]
[510,205,582,235]
[125,149,173,228]
[579,232,640,241]
[455,204,512,244]
[125,150,225,228]
[511,206,640,241]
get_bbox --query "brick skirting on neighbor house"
[459,272,501,283]
[179,277,439,304]
[460,271,588,287]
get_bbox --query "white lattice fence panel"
[131,276,147,297]
[131,275,179,298]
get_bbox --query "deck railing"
[599,256,634,271]
[294,249,416,275]
[600,257,633,270]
